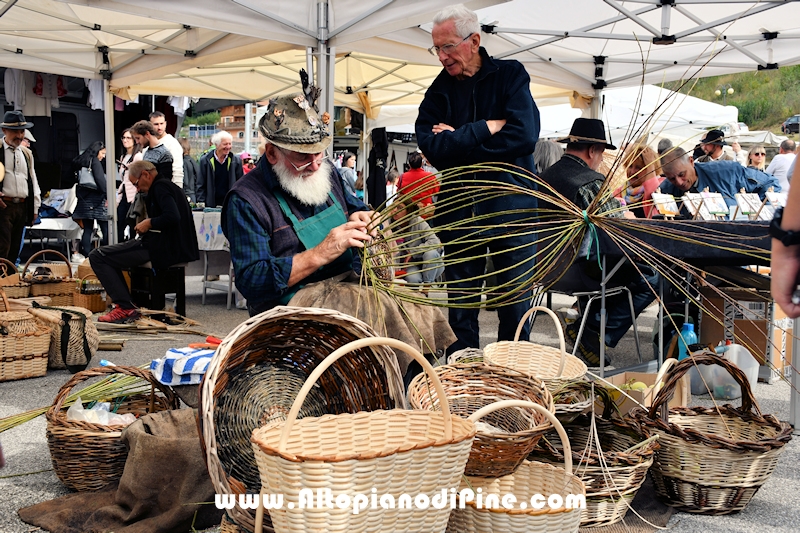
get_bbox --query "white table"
[191,210,238,309]
[26,218,82,258]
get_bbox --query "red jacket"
[398,168,439,206]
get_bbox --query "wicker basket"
[483,306,587,392]
[550,379,610,424]
[199,306,407,533]
[22,249,76,304]
[633,352,793,515]
[446,347,484,364]
[0,290,52,382]
[27,304,99,372]
[251,336,476,533]
[73,274,107,313]
[447,400,586,533]
[529,413,659,527]
[45,365,178,491]
[408,362,554,477]
[0,257,30,299]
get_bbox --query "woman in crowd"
[179,137,198,203]
[398,151,439,219]
[116,129,142,242]
[72,141,109,257]
[619,144,662,218]
[747,145,767,171]
[340,152,358,194]
[390,196,444,287]
[533,139,563,174]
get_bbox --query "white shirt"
[159,133,184,189]
[2,138,41,213]
[766,152,796,191]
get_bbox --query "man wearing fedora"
[221,88,374,317]
[539,118,659,367]
[695,129,735,163]
[1,111,41,264]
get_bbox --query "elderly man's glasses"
[279,149,330,172]
[428,33,473,56]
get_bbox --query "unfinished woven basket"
[407,362,555,477]
[0,290,52,382]
[46,365,178,491]
[199,306,406,533]
[483,306,587,392]
[27,304,100,372]
[0,257,30,299]
[22,249,76,304]
[251,337,476,533]
[447,400,586,533]
[633,352,793,515]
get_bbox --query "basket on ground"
[27,304,99,372]
[408,361,554,477]
[73,273,108,313]
[22,249,76,306]
[483,306,587,392]
[199,306,407,533]
[251,336,476,533]
[0,257,30,299]
[632,352,792,515]
[46,365,178,491]
[0,289,51,382]
[447,400,586,533]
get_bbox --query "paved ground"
[0,279,797,532]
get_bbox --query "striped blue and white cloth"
[150,347,215,386]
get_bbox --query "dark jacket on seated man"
[142,174,199,269]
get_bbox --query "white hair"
[211,130,232,147]
[433,4,480,37]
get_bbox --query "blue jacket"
[659,160,780,206]
[415,47,539,236]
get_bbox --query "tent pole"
[591,87,603,120]
[244,102,252,154]
[103,80,118,245]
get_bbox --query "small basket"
[408,362,554,477]
[633,352,793,515]
[446,347,484,364]
[447,400,586,533]
[46,365,178,491]
[73,274,107,313]
[27,304,99,372]
[483,306,587,392]
[0,289,52,382]
[0,257,30,299]
[22,249,76,304]
[251,337,476,533]
[550,379,609,424]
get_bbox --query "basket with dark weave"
[22,249,76,304]
[632,352,792,515]
[198,306,406,533]
[0,257,30,299]
[45,365,178,491]
[407,362,554,478]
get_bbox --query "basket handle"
[513,306,566,377]
[0,288,8,312]
[645,358,678,405]
[468,400,572,476]
[22,249,72,278]
[647,351,760,420]
[277,336,453,453]
[0,257,18,278]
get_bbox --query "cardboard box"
[601,370,690,415]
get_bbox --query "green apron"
[274,190,352,304]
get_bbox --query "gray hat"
[259,93,331,154]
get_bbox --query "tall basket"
[22,249,76,306]
[483,306,587,392]
[27,304,99,372]
[447,400,587,533]
[633,352,793,514]
[250,337,477,533]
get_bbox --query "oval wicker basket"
[27,304,100,371]
[632,352,793,515]
[408,362,555,478]
[448,400,586,533]
[0,257,30,299]
[250,336,476,533]
[45,365,178,491]
[0,289,52,382]
[22,249,76,304]
[199,306,407,533]
[483,306,587,392]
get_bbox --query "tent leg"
[103,80,117,245]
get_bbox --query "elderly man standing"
[0,111,41,263]
[149,111,184,190]
[198,131,243,208]
[415,4,540,353]
[89,161,198,324]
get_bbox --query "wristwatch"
[769,207,800,246]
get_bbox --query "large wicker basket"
[633,352,793,515]
[27,304,100,372]
[483,306,587,392]
[22,249,76,305]
[0,290,52,382]
[250,337,476,533]
[407,362,554,477]
[447,400,586,533]
[45,365,178,491]
[0,257,30,299]
[199,306,407,533]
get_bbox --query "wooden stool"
[128,262,187,316]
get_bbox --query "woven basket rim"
[484,342,588,380]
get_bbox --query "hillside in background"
[664,65,800,132]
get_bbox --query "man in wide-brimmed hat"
[695,129,735,163]
[1,110,41,263]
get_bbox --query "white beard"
[274,158,333,206]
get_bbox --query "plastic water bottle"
[677,323,697,361]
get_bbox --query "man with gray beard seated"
[221,90,375,317]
